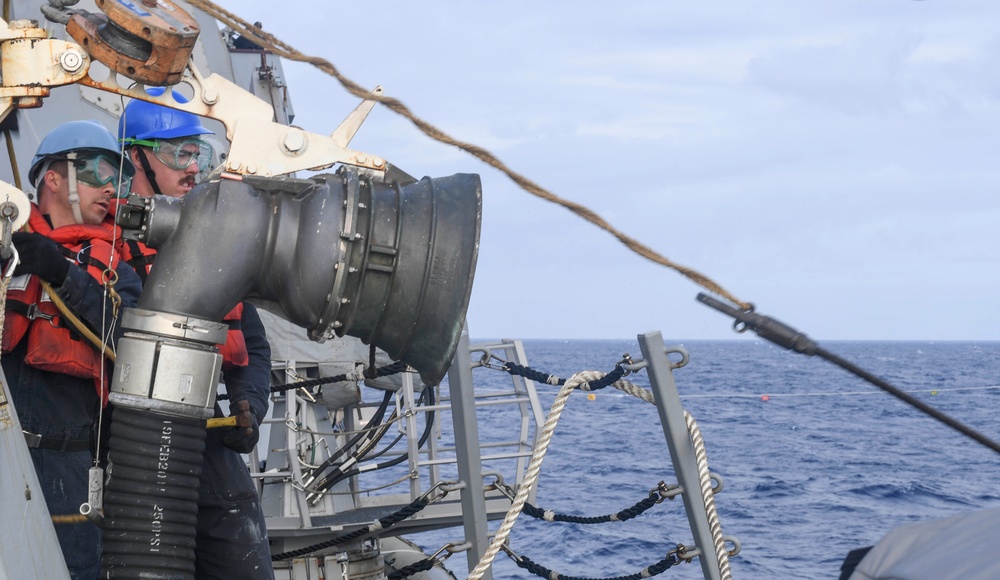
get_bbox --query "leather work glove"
[12,232,70,285]
[222,399,260,454]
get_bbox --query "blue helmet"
[118,87,214,144]
[29,120,135,188]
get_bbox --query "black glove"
[222,399,260,454]
[12,232,70,285]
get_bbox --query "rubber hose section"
[100,407,207,579]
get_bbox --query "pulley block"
[66,0,199,86]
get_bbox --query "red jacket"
[3,206,126,400]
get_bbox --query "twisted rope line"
[271,497,430,561]
[184,0,750,311]
[608,378,731,579]
[466,371,599,580]
[0,274,9,358]
[685,411,731,580]
[467,369,731,579]
[522,490,660,524]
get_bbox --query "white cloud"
[215,0,1000,339]
[746,30,925,115]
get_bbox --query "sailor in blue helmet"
[4,120,141,579]
[118,87,215,198]
[118,90,275,579]
[28,119,135,222]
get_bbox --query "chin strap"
[65,152,85,225]
[134,148,163,196]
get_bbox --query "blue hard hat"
[29,120,135,188]
[118,87,214,143]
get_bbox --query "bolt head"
[283,130,305,153]
[60,50,84,73]
[202,87,219,105]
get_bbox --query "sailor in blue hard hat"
[9,120,142,579]
[118,87,215,198]
[28,119,135,225]
[115,88,275,580]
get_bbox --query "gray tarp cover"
[256,308,409,392]
[850,507,1000,579]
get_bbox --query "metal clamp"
[653,480,683,503]
[429,541,471,564]
[498,540,523,564]
[667,543,701,564]
[473,349,507,370]
[420,480,466,504]
[21,430,42,448]
[484,473,517,502]
[24,303,58,327]
[0,201,19,260]
[618,353,635,375]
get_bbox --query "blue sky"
[215,0,1000,341]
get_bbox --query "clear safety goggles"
[135,137,214,172]
[63,153,132,196]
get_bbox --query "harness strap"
[134,148,163,196]
[66,152,85,225]
[7,299,57,324]
[124,240,154,284]
[23,430,91,452]
[55,244,110,273]
[7,297,86,343]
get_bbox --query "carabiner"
[484,473,516,502]
[420,480,465,503]
[652,480,682,503]
[476,349,508,371]
[498,540,523,564]
[430,541,471,563]
[618,353,635,376]
[667,543,695,564]
[3,245,17,279]
[25,303,59,328]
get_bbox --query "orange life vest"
[219,302,249,369]
[3,207,122,402]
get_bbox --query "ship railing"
[251,334,545,553]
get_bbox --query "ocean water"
[405,339,1000,579]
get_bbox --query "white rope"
[684,410,731,579]
[466,370,601,580]
[612,378,731,578]
[0,271,11,359]
[468,370,732,579]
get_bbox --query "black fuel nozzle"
[114,192,183,248]
[114,193,152,240]
[696,292,818,356]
